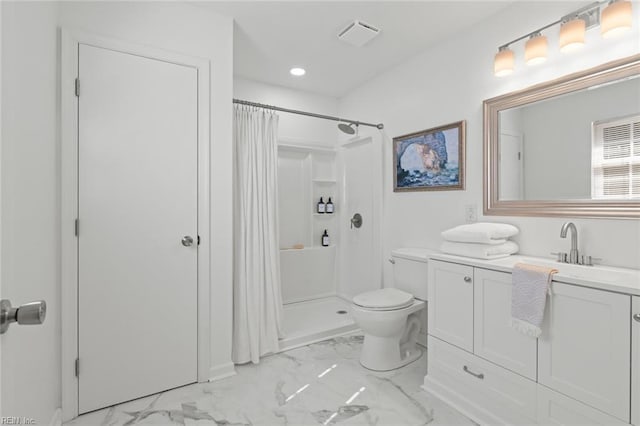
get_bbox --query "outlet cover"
[465,204,477,223]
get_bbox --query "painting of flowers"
[393,121,466,192]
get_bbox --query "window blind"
[592,115,640,199]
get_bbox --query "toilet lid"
[353,288,414,311]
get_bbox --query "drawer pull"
[463,365,484,380]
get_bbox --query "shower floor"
[279,296,359,352]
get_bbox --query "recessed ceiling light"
[290,67,306,76]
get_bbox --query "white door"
[339,138,381,298]
[473,269,537,380]
[538,282,630,422]
[498,133,523,200]
[632,296,640,426]
[428,260,474,352]
[77,44,198,413]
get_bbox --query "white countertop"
[429,252,640,296]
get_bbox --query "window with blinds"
[592,115,640,199]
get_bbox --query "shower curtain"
[232,105,284,364]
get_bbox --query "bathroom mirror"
[484,54,640,218]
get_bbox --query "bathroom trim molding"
[60,28,212,421]
[483,53,640,218]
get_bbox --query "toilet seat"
[353,288,414,311]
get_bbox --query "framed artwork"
[393,120,466,192]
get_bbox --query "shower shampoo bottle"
[321,230,330,247]
[317,197,326,214]
[326,197,334,214]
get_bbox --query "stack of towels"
[440,222,519,260]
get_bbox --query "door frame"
[60,28,211,421]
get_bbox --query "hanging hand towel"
[441,222,519,245]
[510,263,558,338]
[440,240,519,259]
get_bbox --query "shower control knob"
[464,276,472,282]
[181,236,194,247]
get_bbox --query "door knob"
[181,236,194,247]
[1,299,47,334]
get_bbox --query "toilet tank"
[391,248,432,301]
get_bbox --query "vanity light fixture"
[525,33,548,65]
[494,46,515,76]
[601,0,633,38]
[559,17,586,52]
[494,0,633,76]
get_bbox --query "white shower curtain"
[232,105,284,364]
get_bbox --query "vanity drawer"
[427,336,537,424]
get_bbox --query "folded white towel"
[510,263,558,338]
[441,222,519,245]
[440,240,519,260]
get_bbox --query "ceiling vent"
[337,20,380,47]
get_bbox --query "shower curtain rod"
[233,98,384,130]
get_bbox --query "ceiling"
[198,1,515,97]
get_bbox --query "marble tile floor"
[66,335,477,426]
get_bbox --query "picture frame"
[393,120,466,192]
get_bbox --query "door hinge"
[75,219,79,237]
[75,358,80,377]
[197,235,200,246]
[518,152,521,160]
[75,78,80,97]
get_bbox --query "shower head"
[338,122,357,135]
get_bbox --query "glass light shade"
[559,19,586,52]
[601,1,633,38]
[494,48,514,77]
[525,34,548,66]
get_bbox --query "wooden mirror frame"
[483,54,640,219]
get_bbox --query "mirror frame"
[483,54,640,219]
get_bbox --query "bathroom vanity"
[424,253,640,426]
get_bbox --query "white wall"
[234,77,339,146]
[1,1,233,422]
[338,1,640,292]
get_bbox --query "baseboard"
[49,408,62,426]
[208,362,236,382]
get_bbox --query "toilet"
[352,248,431,371]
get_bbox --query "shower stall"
[276,135,383,351]
[233,98,384,353]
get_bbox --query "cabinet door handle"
[464,276,472,282]
[634,314,640,323]
[463,365,484,380]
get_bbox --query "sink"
[492,255,640,295]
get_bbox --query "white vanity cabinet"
[473,268,537,380]
[428,260,474,352]
[539,282,631,421]
[425,256,637,426]
[633,297,640,426]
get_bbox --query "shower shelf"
[313,214,336,217]
[312,179,336,184]
[279,245,336,251]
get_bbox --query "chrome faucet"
[553,222,600,266]
[560,222,579,264]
